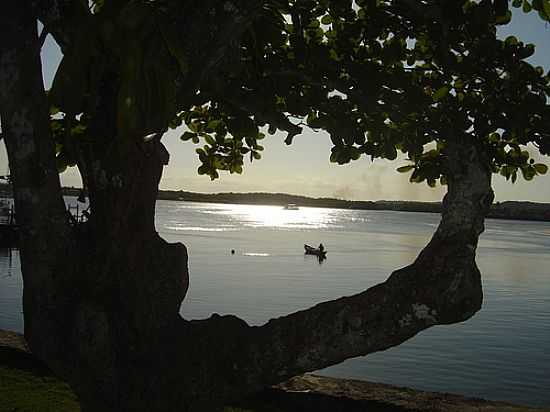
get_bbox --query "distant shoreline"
[157,190,550,222]
[1,183,549,222]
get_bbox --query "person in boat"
[318,243,324,253]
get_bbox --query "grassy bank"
[0,364,257,412]
[0,345,79,412]
[0,344,268,412]
[0,365,80,412]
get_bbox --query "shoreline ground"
[1,329,547,412]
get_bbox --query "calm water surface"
[1,200,549,407]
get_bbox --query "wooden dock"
[0,202,88,249]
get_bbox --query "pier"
[0,202,87,249]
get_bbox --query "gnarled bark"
[2,2,494,412]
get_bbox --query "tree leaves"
[533,163,548,174]
[47,0,550,188]
[512,0,550,21]
[397,165,415,173]
[432,86,450,102]
[175,104,267,179]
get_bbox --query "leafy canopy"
[49,0,550,185]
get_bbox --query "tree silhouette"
[0,1,548,411]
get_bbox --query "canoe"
[304,244,327,257]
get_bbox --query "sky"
[1,9,549,202]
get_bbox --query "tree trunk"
[2,4,495,412]
[65,137,191,411]
[0,4,187,410]
[0,0,74,372]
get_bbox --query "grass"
[0,345,273,412]
[0,365,256,412]
[0,364,260,412]
[0,365,80,412]
[0,363,286,412]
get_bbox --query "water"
[1,201,549,407]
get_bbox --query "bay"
[1,200,549,407]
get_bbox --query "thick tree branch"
[208,88,304,142]
[174,1,267,107]
[180,137,493,399]
[33,0,90,52]
[248,233,483,386]
[394,0,442,21]
[38,27,49,49]
[198,2,265,82]
[258,141,490,385]
[267,142,489,383]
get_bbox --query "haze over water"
[1,200,549,407]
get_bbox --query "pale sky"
[1,10,549,202]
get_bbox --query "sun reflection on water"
[215,204,341,229]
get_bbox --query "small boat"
[304,244,326,257]
[283,203,299,210]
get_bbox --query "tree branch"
[247,241,482,385]
[212,89,303,142]
[172,1,266,98]
[199,2,266,82]
[182,137,493,395]
[394,0,442,21]
[38,26,49,49]
[33,0,90,52]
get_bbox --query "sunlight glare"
[220,204,339,229]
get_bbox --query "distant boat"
[304,244,327,257]
[283,203,299,210]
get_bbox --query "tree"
[0,0,549,411]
